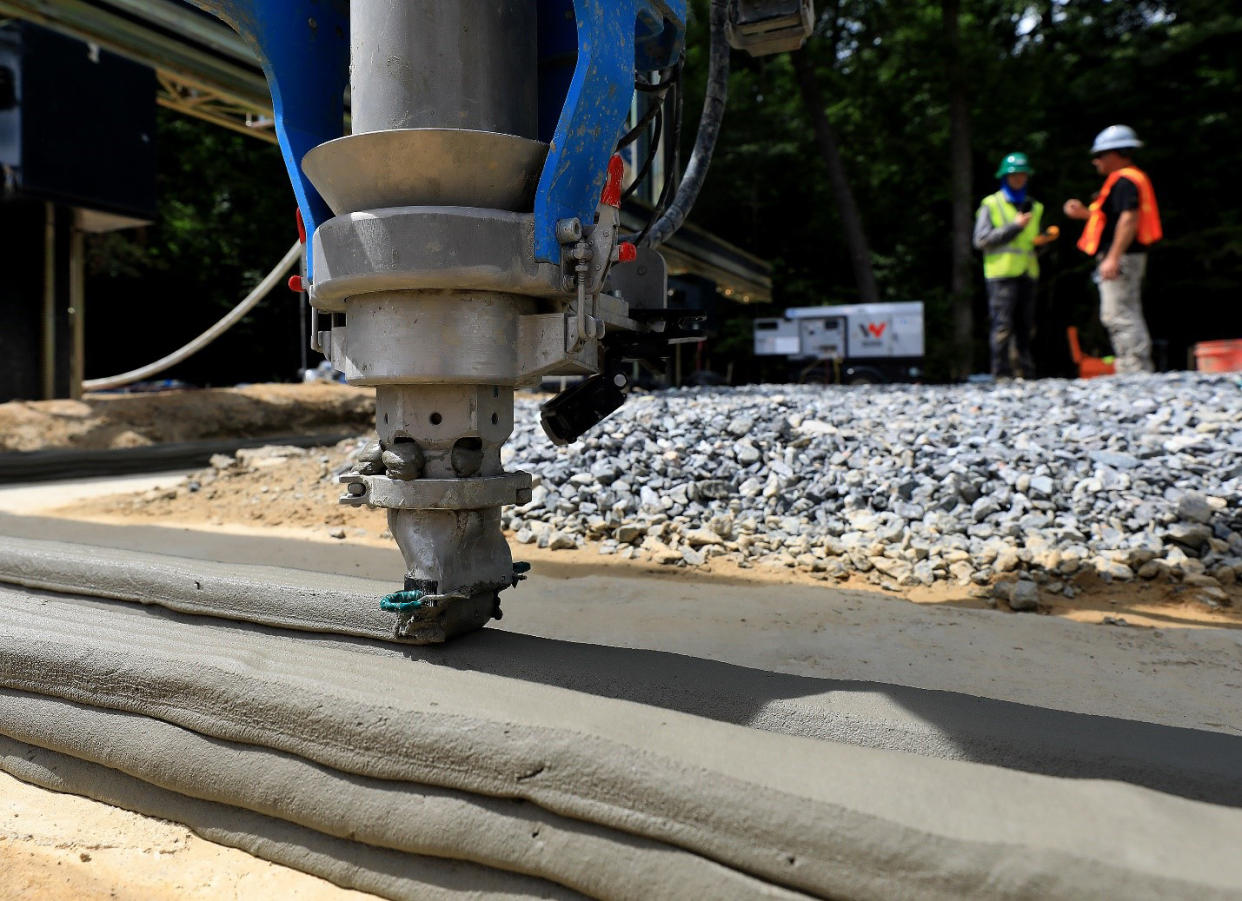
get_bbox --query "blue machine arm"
[533,0,686,263]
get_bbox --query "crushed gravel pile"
[498,373,1242,607]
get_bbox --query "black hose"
[617,64,681,149]
[621,108,663,202]
[640,0,730,248]
[635,62,681,92]
[630,66,683,247]
[616,94,664,150]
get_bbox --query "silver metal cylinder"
[349,0,538,137]
[339,292,535,385]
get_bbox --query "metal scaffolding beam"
[0,0,270,113]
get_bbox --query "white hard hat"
[1090,125,1143,154]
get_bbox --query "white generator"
[753,301,925,383]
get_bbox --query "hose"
[641,0,730,248]
[83,241,303,391]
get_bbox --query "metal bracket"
[339,472,533,510]
[516,313,599,385]
[605,246,668,311]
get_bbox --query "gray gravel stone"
[1177,492,1216,524]
[681,546,707,566]
[1168,523,1213,550]
[1008,580,1040,611]
[500,374,1242,588]
[616,524,645,544]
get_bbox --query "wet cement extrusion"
[3,534,1242,899]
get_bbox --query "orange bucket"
[1066,326,1116,379]
[1194,339,1242,373]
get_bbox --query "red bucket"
[1194,339,1242,373]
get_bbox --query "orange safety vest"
[1077,166,1163,255]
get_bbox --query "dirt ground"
[0,770,370,901]
[0,384,374,452]
[61,439,1242,631]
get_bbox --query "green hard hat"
[995,152,1032,179]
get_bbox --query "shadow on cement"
[5,513,1239,809]
[416,629,1242,810]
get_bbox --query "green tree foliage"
[684,0,1242,379]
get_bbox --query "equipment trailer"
[754,301,925,384]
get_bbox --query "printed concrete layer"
[6,512,1240,744]
[2,536,1240,806]
[0,737,572,901]
[0,535,401,641]
[0,690,803,900]
[2,589,1242,899]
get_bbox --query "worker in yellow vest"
[1064,125,1163,374]
[973,152,1044,378]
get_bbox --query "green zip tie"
[379,589,425,612]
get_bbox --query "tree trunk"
[943,0,975,378]
[791,51,880,305]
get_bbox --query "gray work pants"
[1095,254,1152,374]
[986,276,1036,377]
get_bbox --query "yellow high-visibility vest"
[981,191,1043,279]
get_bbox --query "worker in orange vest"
[1063,125,1163,374]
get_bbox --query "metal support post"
[41,202,56,400]
[68,217,85,399]
[349,0,536,136]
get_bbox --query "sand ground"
[0,383,373,452]
[0,769,370,901]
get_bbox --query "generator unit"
[753,301,924,383]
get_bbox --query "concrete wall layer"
[0,576,1241,899]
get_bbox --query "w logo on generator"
[861,322,887,339]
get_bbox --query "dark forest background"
[83,0,1242,386]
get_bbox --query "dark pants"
[987,276,1036,377]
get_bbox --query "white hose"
[84,241,304,391]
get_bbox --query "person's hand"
[1015,212,1032,228]
[1063,199,1087,220]
[1098,256,1121,280]
[1032,225,1061,247]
